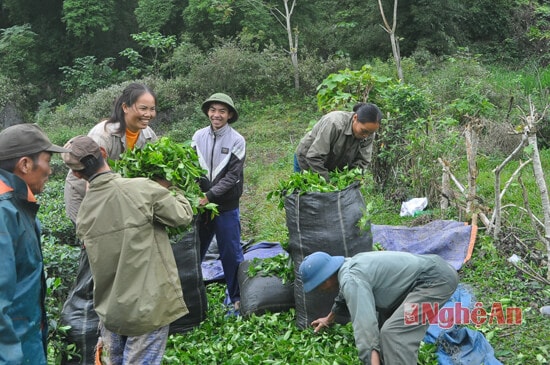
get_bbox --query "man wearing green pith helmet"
[299,251,458,364]
[192,93,245,315]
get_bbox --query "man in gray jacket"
[62,135,193,364]
[299,251,458,365]
[192,92,245,314]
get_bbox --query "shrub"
[37,83,128,130]
[0,75,34,122]
[164,39,207,78]
[42,235,81,363]
[37,179,76,245]
[425,51,500,122]
[477,118,523,157]
[36,78,182,136]
[316,64,393,112]
[184,40,292,99]
[0,24,39,84]
[297,51,352,95]
[59,56,126,97]
[0,75,30,111]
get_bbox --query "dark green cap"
[201,93,239,123]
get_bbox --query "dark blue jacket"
[0,169,47,364]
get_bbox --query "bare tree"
[269,0,300,90]
[489,132,530,238]
[521,99,550,279]
[377,0,404,82]
[464,118,482,215]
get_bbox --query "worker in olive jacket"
[295,102,382,180]
[62,135,193,364]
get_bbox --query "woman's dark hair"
[106,83,157,133]
[353,102,382,124]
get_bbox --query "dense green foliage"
[163,284,365,364]
[111,137,216,215]
[0,0,549,110]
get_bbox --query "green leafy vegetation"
[1,1,549,109]
[247,253,295,285]
[111,136,218,216]
[110,136,218,236]
[42,236,81,363]
[163,283,438,364]
[267,167,367,209]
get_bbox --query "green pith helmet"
[299,251,344,293]
[201,93,239,123]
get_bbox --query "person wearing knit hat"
[192,92,245,315]
[0,123,69,364]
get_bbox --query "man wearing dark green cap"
[192,93,245,315]
[0,123,69,364]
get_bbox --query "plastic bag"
[400,197,428,217]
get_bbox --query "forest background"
[1,0,549,364]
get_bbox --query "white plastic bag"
[400,197,428,217]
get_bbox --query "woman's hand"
[199,195,209,206]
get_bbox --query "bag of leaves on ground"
[237,242,295,317]
[270,169,373,329]
[169,218,208,334]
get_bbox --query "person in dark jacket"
[0,123,69,364]
[295,103,382,180]
[192,93,245,314]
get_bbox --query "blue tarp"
[372,220,477,270]
[424,284,503,365]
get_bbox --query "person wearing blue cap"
[299,251,458,365]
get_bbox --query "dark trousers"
[199,208,244,303]
[293,154,301,173]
